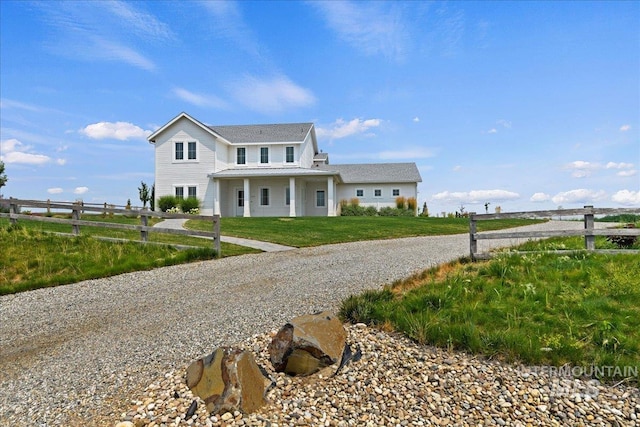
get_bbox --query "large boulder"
[185,347,271,414]
[268,311,347,376]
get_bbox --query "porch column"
[213,179,221,216]
[289,177,296,217]
[327,176,336,217]
[243,178,251,217]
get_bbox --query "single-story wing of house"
[147,112,422,217]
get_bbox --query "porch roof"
[209,167,342,181]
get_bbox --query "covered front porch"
[208,169,341,217]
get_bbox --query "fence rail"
[469,206,640,260]
[0,198,221,256]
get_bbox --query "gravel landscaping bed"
[1,221,630,426]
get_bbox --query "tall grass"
[340,249,640,383]
[0,224,217,295]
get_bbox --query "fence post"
[584,205,595,250]
[140,211,148,242]
[213,215,221,257]
[72,203,81,235]
[9,197,18,225]
[469,212,477,260]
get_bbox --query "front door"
[235,189,244,216]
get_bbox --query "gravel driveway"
[0,221,612,425]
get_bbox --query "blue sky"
[1,0,638,215]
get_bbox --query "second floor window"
[187,142,197,160]
[175,142,184,160]
[260,147,269,164]
[237,147,246,165]
[285,146,294,163]
[356,189,364,197]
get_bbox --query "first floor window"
[260,147,269,164]
[187,142,197,160]
[237,147,246,164]
[285,146,294,163]
[392,189,400,196]
[316,190,326,207]
[188,186,197,198]
[374,189,382,197]
[356,189,364,197]
[175,187,184,199]
[260,188,270,206]
[175,142,184,160]
[285,187,290,205]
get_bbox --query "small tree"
[0,161,7,193]
[138,181,151,208]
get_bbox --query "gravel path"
[0,221,623,426]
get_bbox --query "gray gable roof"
[209,123,313,143]
[319,163,422,183]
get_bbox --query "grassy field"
[186,216,543,247]
[340,241,640,383]
[1,215,541,295]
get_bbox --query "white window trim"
[374,188,383,198]
[259,146,270,165]
[187,185,198,199]
[236,146,247,166]
[356,188,364,198]
[173,140,199,163]
[284,146,295,164]
[316,190,326,208]
[259,187,271,206]
[173,141,184,161]
[187,141,198,161]
[174,184,198,199]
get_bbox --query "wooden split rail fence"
[469,206,640,260]
[0,198,221,256]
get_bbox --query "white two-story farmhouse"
[148,112,422,217]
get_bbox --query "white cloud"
[496,119,512,129]
[413,117,420,122]
[74,186,89,195]
[530,192,551,202]
[565,160,600,178]
[47,187,64,194]
[452,165,462,172]
[617,170,637,177]
[316,118,382,140]
[611,190,640,205]
[35,1,170,71]
[56,158,67,166]
[606,162,634,169]
[0,138,52,165]
[432,189,520,203]
[173,87,227,109]
[231,75,315,114]
[80,121,152,141]
[487,128,497,134]
[551,189,607,205]
[311,1,409,61]
[620,124,631,132]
